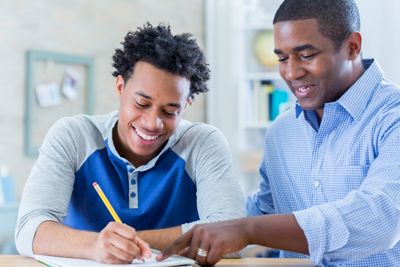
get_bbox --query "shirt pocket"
[323,165,369,202]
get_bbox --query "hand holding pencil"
[92,182,152,264]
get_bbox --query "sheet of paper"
[34,249,195,267]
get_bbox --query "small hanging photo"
[62,68,81,100]
[35,83,61,108]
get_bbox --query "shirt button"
[130,192,136,198]
[130,178,136,185]
[313,180,320,188]
[127,166,134,173]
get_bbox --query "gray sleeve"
[15,118,79,256]
[181,126,245,233]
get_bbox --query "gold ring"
[197,248,208,257]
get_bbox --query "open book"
[34,249,196,267]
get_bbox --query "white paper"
[34,249,195,267]
[35,83,61,107]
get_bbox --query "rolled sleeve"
[15,214,58,256]
[294,204,349,265]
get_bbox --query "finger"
[207,245,224,266]
[178,247,189,257]
[107,223,147,259]
[187,237,201,260]
[195,241,211,266]
[101,252,127,264]
[136,237,152,259]
[157,230,194,261]
[108,231,142,259]
[188,225,210,262]
[108,222,137,241]
[187,226,203,260]
[105,242,136,263]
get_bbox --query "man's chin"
[298,101,321,111]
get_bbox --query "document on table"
[34,249,196,267]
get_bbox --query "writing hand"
[92,222,152,264]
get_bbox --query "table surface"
[0,255,315,266]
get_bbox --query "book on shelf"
[270,88,289,121]
[244,79,290,125]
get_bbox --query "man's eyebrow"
[274,44,317,54]
[293,44,317,52]
[166,103,181,108]
[134,91,181,108]
[135,91,151,99]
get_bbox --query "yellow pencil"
[92,181,146,262]
[92,182,122,223]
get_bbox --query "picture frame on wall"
[24,50,95,157]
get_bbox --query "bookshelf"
[238,0,292,152]
[205,0,290,194]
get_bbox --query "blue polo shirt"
[64,139,199,231]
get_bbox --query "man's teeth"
[135,129,159,141]
[298,86,310,92]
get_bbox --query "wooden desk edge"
[217,257,314,266]
[0,255,315,267]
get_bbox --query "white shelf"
[237,0,289,172]
[205,0,285,185]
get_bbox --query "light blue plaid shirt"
[247,59,400,266]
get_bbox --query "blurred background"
[1,0,400,254]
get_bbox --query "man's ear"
[184,96,193,109]
[115,75,125,96]
[346,32,362,60]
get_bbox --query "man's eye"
[300,53,316,60]
[136,102,148,108]
[277,56,288,62]
[164,111,178,117]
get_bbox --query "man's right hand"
[158,219,250,265]
[92,222,152,264]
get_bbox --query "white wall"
[356,0,400,85]
[0,0,205,198]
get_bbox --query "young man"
[15,23,245,264]
[159,1,400,266]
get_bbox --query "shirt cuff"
[293,204,349,264]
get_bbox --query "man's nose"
[144,110,163,130]
[283,58,305,81]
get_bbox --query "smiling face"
[114,61,190,167]
[274,19,361,119]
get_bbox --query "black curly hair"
[112,23,210,99]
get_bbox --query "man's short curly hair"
[112,23,210,99]
[273,0,360,50]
